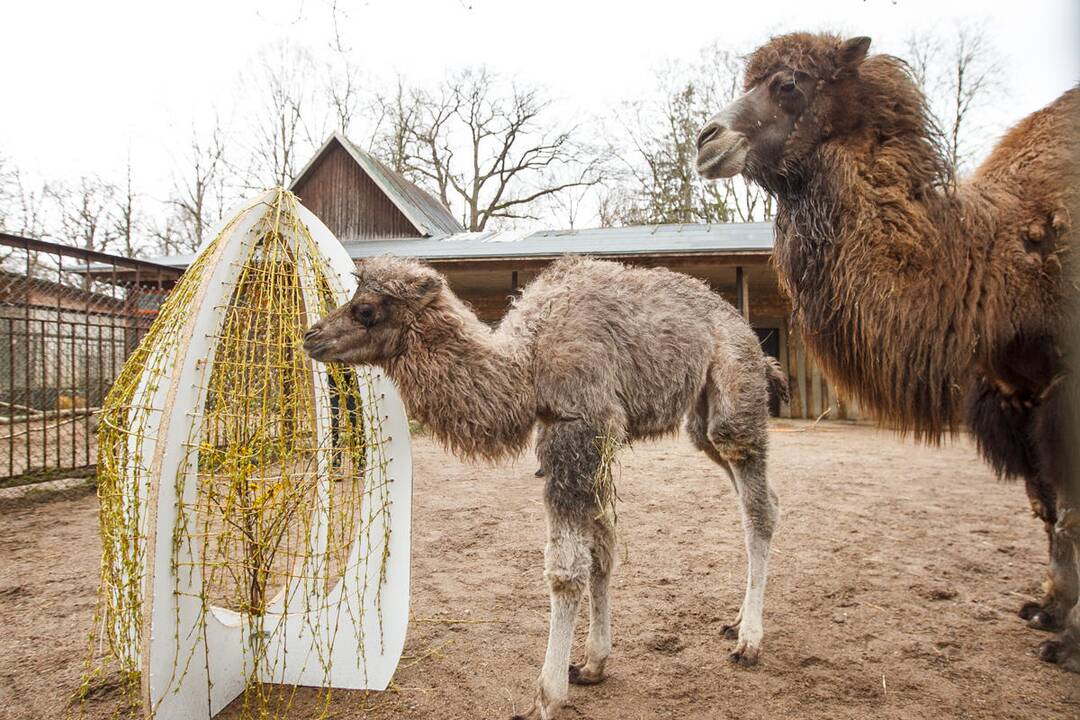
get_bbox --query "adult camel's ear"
[837,36,871,71]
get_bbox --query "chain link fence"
[0,233,182,487]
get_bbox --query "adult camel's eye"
[779,79,798,94]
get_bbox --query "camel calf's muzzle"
[302,324,333,361]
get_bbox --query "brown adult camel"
[696,32,1080,671]
[303,255,787,718]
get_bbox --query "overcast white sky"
[3,0,1077,207]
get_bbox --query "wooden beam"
[778,322,791,419]
[810,357,823,419]
[735,266,750,322]
[413,251,774,274]
[796,343,809,419]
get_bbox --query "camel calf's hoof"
[1027,610,1063,632]
[721,623,739,640]
[728,641,760,668]
[1039,638,1080,673]
[1020,601,1063,632]
[568,663,605,686]
[1018,601,1041,621]
[511,687,563,720]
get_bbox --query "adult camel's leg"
[968,380,1070,630]
[1034,384,1080,671]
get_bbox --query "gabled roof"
[290,132,465,237]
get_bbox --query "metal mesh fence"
[0,233,182,487]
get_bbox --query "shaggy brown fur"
[696,32,1080,672]
[304,255,784,719]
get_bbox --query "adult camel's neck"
[773,122,987,440]
[384,293,537,461]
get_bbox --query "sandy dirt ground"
[1,421,1078,720]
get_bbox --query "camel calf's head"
[696,33,871,188]
[303,256,443,365]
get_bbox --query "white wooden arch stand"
[118,190,412,719]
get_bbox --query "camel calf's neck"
[385,291,538,462]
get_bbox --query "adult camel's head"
[696,33,872,190]
[303,255,443,366]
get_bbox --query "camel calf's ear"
[418,276,442,296]
[838,36,871,70]
[407,275,443,302]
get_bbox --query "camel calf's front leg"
[514,418,612,720]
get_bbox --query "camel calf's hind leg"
[688,370,779,667]
[570,516,616,686]
[724,452,779,666]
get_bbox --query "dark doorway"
[755,327,782,417]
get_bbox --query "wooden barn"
[151,132,858,420]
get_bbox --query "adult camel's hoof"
[568,663,605,685]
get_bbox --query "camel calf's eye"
[352,303,376,327]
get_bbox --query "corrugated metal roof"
[341,222,774,261]
[290,133,465,237]
[140,222,775,271]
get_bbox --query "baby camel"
[304,255,786,719]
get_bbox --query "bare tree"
[612,43,772,226]
[50,176,118,254]
[0,154,18,267]
[0,154,14,232]
[377,68,604,231]
[0,164,52,274]
[905,22,1004,173]
[545,168,605,230]
[0,158,48,241]
[160,121,230,254]
[324,0,362,136]
[369,78,422,175]
[242,40,326,188]
[112,158,144,258]
[46,175,121,289]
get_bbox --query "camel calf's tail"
[764,356,790,405]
